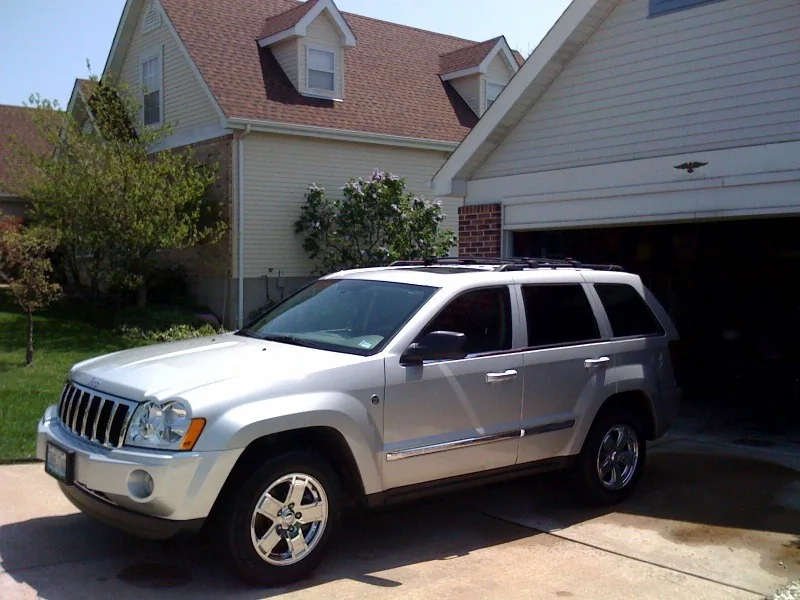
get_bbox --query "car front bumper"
[37,404,243,537]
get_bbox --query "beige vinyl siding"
[486,52,512,84]
[120,3,219,134]
[241,133,456,278]
[475,0,800,179]
[299,12,344,99]
[272,39,300,90]
[451,74,482,116]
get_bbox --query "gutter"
[227,118,459,153]
[237,124,252,329]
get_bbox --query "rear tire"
[571,410,646,506]
[219,451,341,587]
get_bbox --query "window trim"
[518,282,608,351]
[306,43,337,94]
[415,285,516,360]
[140,45,164,127]
[649,0,723,17]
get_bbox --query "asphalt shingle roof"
[159,0,487,142]
[0,105,51,195]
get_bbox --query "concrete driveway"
[1,435,798,600]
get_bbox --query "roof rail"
[389,256,624,272]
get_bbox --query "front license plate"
[45,442,75,485]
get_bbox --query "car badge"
[89,377,102,388]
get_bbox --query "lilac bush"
[295,169,457,273]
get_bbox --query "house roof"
[259,0,320,40]
[440,36,524,75]
[157,0,501,143]
[0,104,52,196]
[433,0,618,193]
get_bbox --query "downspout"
[237,124,252,329]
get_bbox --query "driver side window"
[422,287,512,355]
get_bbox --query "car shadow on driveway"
[0,500,536,599]
[1,442,798,599]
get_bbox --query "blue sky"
[0,0,572,108]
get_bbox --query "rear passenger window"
[423,287,512,355]
[594,283,664,338]
[522,285,601,347]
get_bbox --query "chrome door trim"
[522,419,576,437]
[385,429,523,462]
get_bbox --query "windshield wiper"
[258,334,320,349]
[236,329,264,339]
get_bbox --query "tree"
[11,73,226,306]
[0,213,61,365]
[295,169,457,273]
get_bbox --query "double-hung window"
[307,48,335,92]
[141,50,162,126]
[486,82,504,108]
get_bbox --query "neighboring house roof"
[433,0,617,192]
[440,36,524,75]
[0,104,52,197]
[156,0,498,143]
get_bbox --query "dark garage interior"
[512,216,800,436]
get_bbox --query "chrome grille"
[58,382,138,448]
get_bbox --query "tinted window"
[423,287,512,354]
[522,284,601,347]
[595,283,664,338]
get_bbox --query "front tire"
[571,410,646,505]
[221,451,341,587]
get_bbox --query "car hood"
[68,333,359,403]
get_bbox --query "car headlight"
[125,401,205,451]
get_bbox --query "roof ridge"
[439,36,503,58]
[341,9,479,45]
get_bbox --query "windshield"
[237,278,439,355]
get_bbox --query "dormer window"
[486,82,504,108]
[257,0,356,101]
[440,36,521,117]
[308,47,335,92]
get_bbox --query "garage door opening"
[511,217,800,435]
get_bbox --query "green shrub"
[116,322,221,344]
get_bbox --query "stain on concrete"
[625,452,800,578]
[116,562,192,589]
[556,592,574,597]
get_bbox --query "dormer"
[440,37,521,117]
[257,0,357,101]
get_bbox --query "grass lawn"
[0,291,213,462]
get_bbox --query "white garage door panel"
[503,180,800,230]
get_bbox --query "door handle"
[486,369,518,383]
[584,357,611,369]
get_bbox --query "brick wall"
[458,203,502,258]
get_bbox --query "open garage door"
[512,217,800,435]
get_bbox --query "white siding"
[299,12,345,99]
[241,134,456,278]
[120,3,219,134]
[451,74,482,116]
[475,0,800,179]
[272,39,300,90]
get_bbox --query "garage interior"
[511,216,800,437]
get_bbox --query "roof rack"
[389,256,624,272]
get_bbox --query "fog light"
[127,469,155,499]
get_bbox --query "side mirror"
[400,331,468,365]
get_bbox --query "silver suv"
[36,258,681,586]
